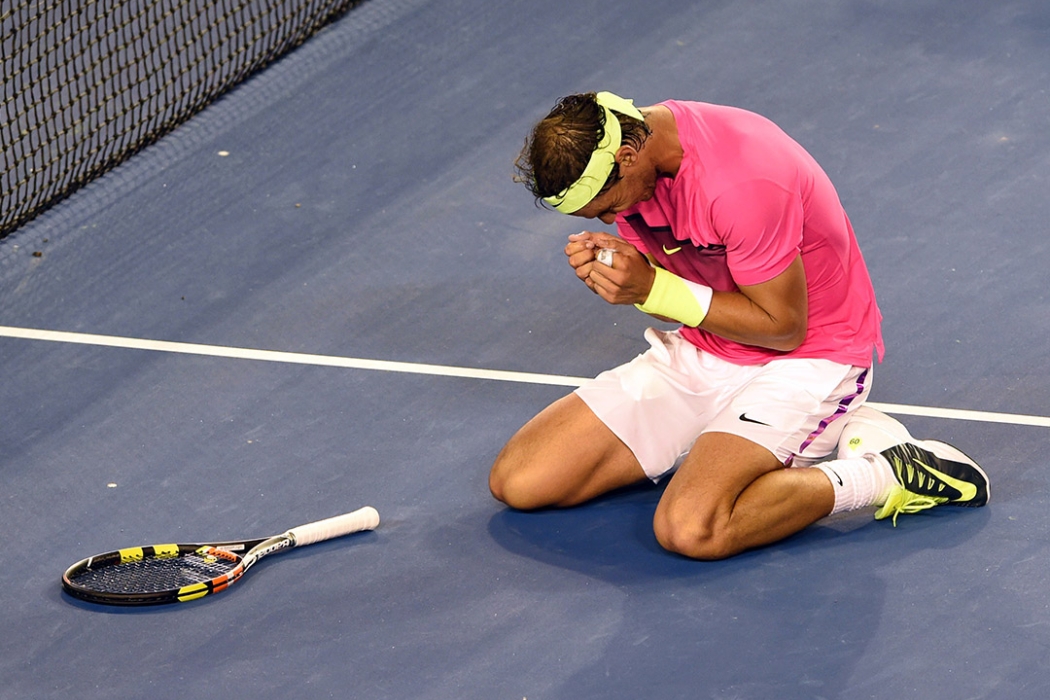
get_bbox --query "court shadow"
[487,487,992,699]
[487,482,989,585]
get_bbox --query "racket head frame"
[61,536,287,606]
[61,506,379,606]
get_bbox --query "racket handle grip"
[288,506,380,547]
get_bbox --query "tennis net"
[1,0,367,239]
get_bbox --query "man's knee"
[489,445,555,511]
[653,499,736,561]
[489,450,525,508]
[488,463,527,510]
[489,393,645,510]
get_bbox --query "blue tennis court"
[2,0,1049,698]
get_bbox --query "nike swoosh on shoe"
[914,458,979,502]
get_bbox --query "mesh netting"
[1,0,366,238]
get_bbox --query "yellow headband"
[543,91,645,214]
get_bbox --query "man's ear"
[615,145,639,169]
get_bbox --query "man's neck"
[641,104,683,177]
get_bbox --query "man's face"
[571,154,656,224]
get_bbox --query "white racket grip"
[287,507,380,547]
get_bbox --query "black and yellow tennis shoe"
[837,406,990,525]
[874,439,990,525]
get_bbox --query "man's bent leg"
[653,432,835,560]
[490,393,649,510]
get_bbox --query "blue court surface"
[2,0,1049,698]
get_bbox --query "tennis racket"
[62,506,379,606]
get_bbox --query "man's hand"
[565,232,656,305]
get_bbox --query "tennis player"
[489,92,989,559]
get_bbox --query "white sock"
[815,455,898,515]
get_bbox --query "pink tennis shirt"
[617,100,884,367]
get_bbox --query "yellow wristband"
[634,267,713,327]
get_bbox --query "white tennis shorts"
[575,328,872,481]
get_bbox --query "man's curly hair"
[514,92,651,206]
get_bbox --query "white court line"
[3,324,1049,428]
[0,325,585,387]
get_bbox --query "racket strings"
[69,552,239,594]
